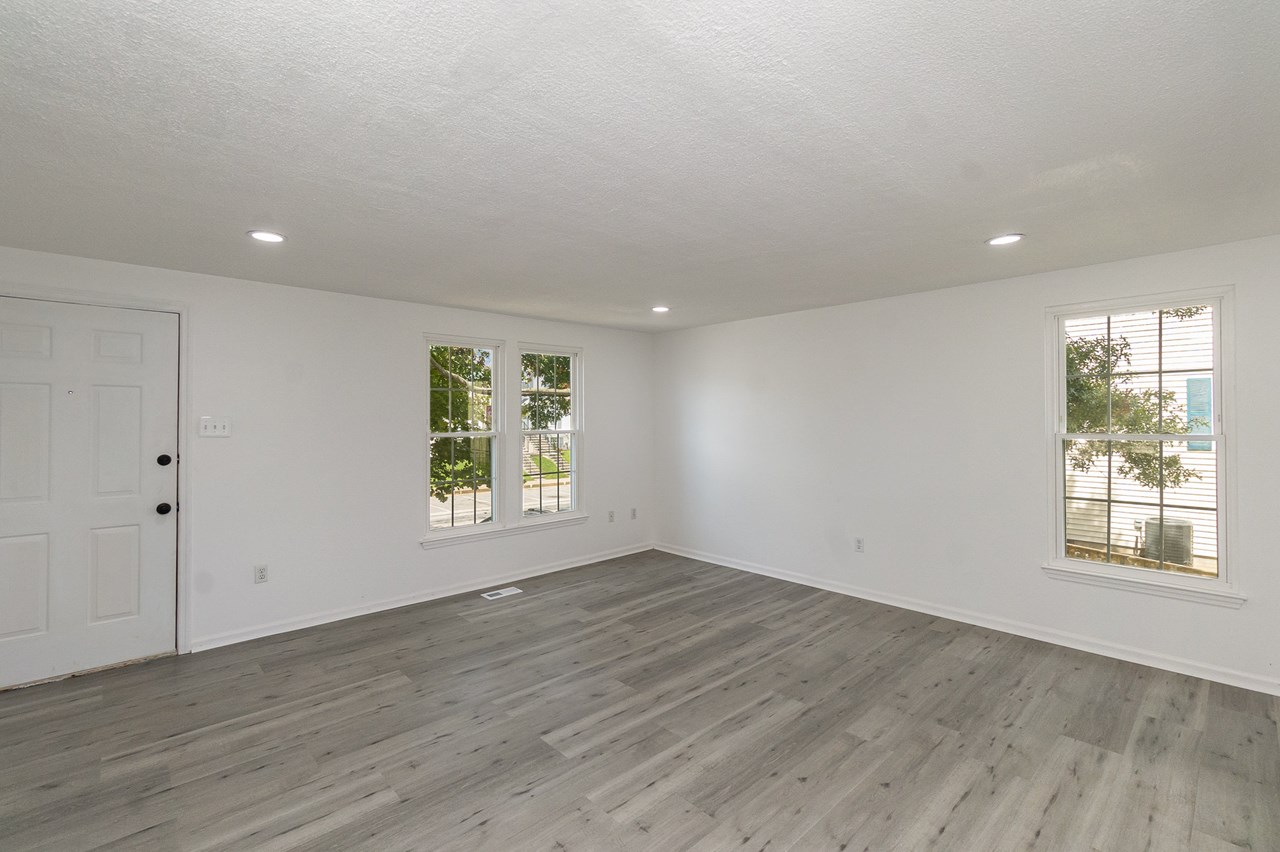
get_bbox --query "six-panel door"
[0,297,178,688]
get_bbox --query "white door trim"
[0,283,192,655]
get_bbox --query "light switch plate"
[199,416,232,437]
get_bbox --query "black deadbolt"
[156,503,173,515]
[157,454,172,466]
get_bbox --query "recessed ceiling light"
[652,306,670,313]
[986,233,1023,246]
[247,230,285,243]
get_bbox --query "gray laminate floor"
[1,550,1277,851]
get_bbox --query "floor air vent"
[480,587,523,600]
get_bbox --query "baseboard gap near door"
[1,650,178,693]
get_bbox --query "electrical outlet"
[608,510,616,523]
[855,538,865,553]
[631,508,637,520]
[254,564,268,584]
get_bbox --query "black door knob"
[157,454,172,466]
[156,503,172,515]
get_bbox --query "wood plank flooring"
[1,549,1277,851]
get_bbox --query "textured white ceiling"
[2,1,1279,330]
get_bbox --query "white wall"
[8,233,1279,694]
[0,246,655,650]
[653,234,1280,694]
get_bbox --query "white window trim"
[424,334,503,540]
[418,512,588,550]
[1041,286,1244,608]
[518,342,583,524]
[420,336,587,548]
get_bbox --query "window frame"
[518,344,583,523]
[421,335,587,548]
[1042,288,1244,608]
[425,334,503,540]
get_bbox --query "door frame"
[0,284,193,655]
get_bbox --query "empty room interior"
[2,2,1279,850]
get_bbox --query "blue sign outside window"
[1187,377,1212,451]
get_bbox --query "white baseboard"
[189,543,656,653]
[655,543,1280,698]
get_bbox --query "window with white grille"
[428,341,498,530]
[520,350,578,516]
[1052,298,1227,585]
[424,338,584,542]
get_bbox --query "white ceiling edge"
[6,232,1280,338]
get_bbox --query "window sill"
[1041,560,1246,608]
[419,512,589,550]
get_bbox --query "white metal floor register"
[479,587,523,600]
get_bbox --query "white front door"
[0,297,179,688]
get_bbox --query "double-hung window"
[521,349,578,517]
[425,338,583,541]
[428,340,498,531]
[1047,293,1239,605]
